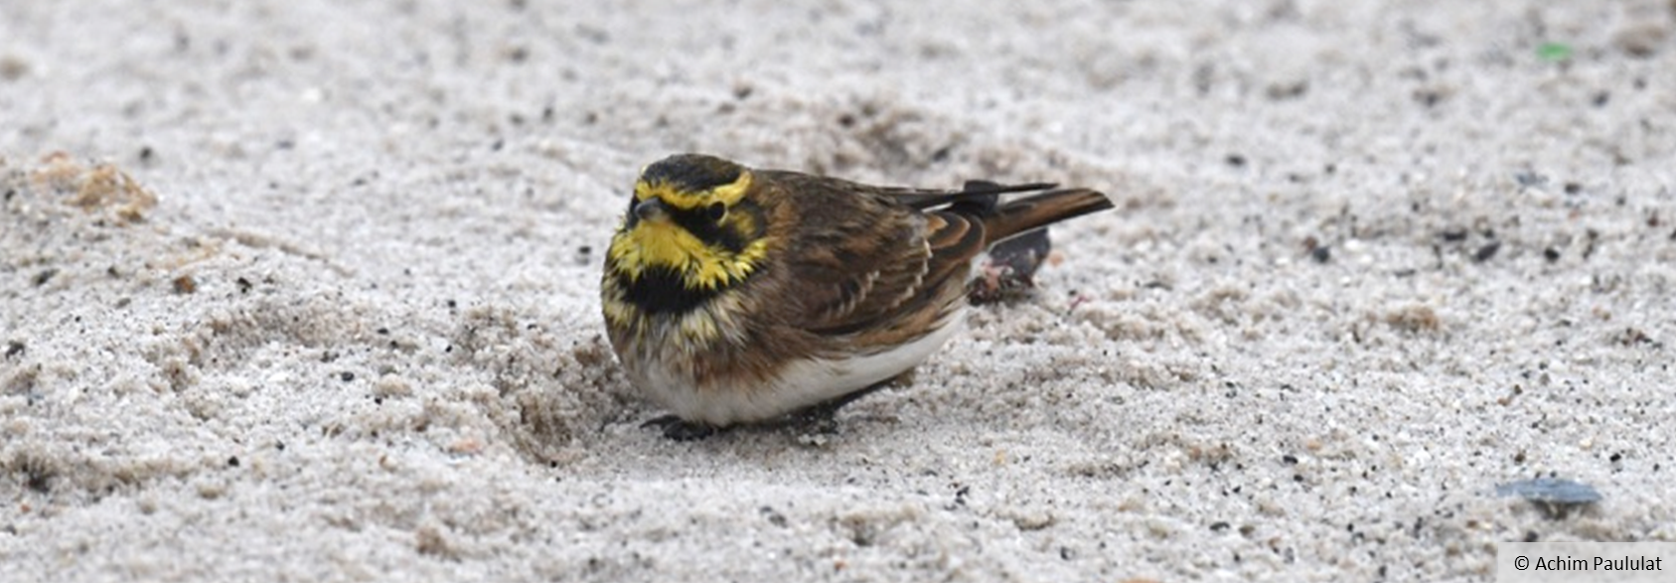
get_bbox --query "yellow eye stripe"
[633,171,754,210]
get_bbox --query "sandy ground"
[4,1,1676,581]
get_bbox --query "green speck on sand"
[1537,42,1573,61]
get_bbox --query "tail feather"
[980,188,1114,244]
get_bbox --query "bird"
[600,153,1113,440]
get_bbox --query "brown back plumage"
[769,175,1113,338]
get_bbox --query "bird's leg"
[644,370,914,440]
[785,370,914,434]
[641,414,722,441]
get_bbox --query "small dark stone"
[172,275,197,294]
[339,371,355,382]
[758,505,787,528]
[1543,247,1561,262]
[32,269,57,286]
[1210,521,1231,531]
[1563,182,1581,194]
[1513,171,1545,187]
[227,456,240,467]
[1311,245,1331,263]
[235,277,253,293]
[1440,228,1468,242]
[23,463,53,493]
[1282,454,1299,465]
[1225,154,1247,167]
[1473,241,1501,262]
[1266,81,1308,100]
[4,342,22,358]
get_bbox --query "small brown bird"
[601,154,1113,439]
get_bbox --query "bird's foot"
[641,415,721,441]
[781,375,904,436]
[788,404,844,436]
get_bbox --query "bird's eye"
[706,202,727,222]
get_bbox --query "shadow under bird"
[601,153,1113,440]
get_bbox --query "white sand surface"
[4,1,1675,580]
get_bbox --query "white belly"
[637,313,965,426]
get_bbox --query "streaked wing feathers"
[875,181,1059,210]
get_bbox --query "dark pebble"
[1474,241,1501,262]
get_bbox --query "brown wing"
[766,173,989,336]
[768,174,1109,337]
[872,181,1059,210]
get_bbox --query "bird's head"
[606,154,771,299]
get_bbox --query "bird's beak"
[630,197,669,227]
